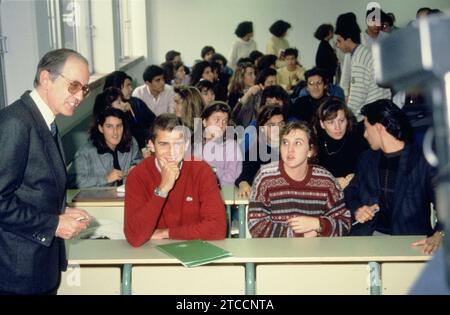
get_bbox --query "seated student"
[201,46,216,62]
[70,108,142,188]
[211,53,233,83]
[290,68,345,104]
[248,120,351,238]
[315,98,367,189]
[231,67,278,128]
[227,62,256,110]
[190,61,214,86]
[174,85,204,132]
[163,62,191,87]
[344,99,444,254]
[276,48,306,93]
[196,80,216,107]
[241,85,289,153]
[132,65,176,116]
[235,104,284,197]
[198,101,243,186]
[124,114,227,245]
[103,72,156,149]
[210,60,229,102]
[256,54,278,72]
[287,67,330,124]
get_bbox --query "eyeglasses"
[53,71,90,97]
[308,80,324,87]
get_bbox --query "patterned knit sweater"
[248,161,351,238]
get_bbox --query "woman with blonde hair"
[174,85,205,132]
[227,62,256,110]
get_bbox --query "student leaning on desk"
[124,114,226,246]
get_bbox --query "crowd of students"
[68,7,445,254]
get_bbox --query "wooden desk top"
[67,236,430,265]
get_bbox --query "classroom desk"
[61,236,429,295]
[67,186,237,237]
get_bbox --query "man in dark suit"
[0,48,92,294]
[344,99,444,254]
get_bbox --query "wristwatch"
[154,187,168,198]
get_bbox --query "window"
[47,0,94,73]
[117,0,132,61]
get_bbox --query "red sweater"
[124,156,226,247]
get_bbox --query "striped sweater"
[348,45,391,121]
[248,162,351,238]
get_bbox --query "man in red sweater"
[124,114,226,247]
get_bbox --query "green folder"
[156,240,232,268]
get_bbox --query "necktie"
[50,120,58,138]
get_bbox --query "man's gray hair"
[33,48,88,87]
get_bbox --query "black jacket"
[0,92,67,294]
[344,144,439,236]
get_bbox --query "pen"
[76,216,89,222]
[352,208,379,226]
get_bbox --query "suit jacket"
[344,144,439,236]
[0,91,67,294]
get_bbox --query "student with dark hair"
[124,113,226,245]
[190,61,214,86]
[266,20,292,62]
[277,47,306,92]
[196,80,216,106]
[231,67,277,128]
[257,54,277,72]
[132,65,176,116]
[416,7,431,19]
[261,85,289,108]
[164,50,182,65]
[198,101,243,186]
[70,107,142,188]
[335,12,391,121]
[211,53,233,85]
[229,21,257,70]
[169,62,191,87]
[315,98,367,189]
[235,104,284,197]
[344,99,444,254]
[248,120,350,238]
[162,50,190,77]
[103,71,156,149]
[201,46,216,62]
[314,24,338,83]
[209,60,228,102]
[291,67,344,102]
[287,68,330,124]
[382,12,399,33]
[249,50,264,66]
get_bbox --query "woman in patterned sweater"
[248,121,351,238]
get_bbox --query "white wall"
[146,0,450,69]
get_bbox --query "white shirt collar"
[30,89,55,130]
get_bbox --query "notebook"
[156,240,232,268]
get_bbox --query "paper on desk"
[116,184,125,193]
